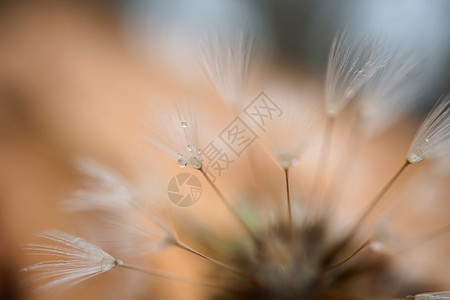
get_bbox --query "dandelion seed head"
[261,83,319,169]
[407,95,450,163]
[143,103,203,169]
[325,31,386,117]
[22,230,118,291]
[199,30,258,109]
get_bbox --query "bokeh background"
[0,0,449,299]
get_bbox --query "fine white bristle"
[143,103,203,169]
[325,31,386,117]
[358,49,424,136]
[63,159,136,212]
[407,94,450,163]
[64,160,176,256]
[87,211,175,257]
[199,31,256,109]
[261,84,318,169]
[22,230,120,291]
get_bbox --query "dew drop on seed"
[189,157,202,169]
[425,137,430,142]
[177,152,183,158]
[178,158,187,168]
[197,148,202,155]
[181,121,188,128]
[187,144,193,151]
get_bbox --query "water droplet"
[197,148,203,155]
[178,158,187,168]
[181,121,188,128]
[189,157,202,169]
[425,138,430,142]
[177,153,183,158]
[187,144,193,151]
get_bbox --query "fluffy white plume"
[144,104,203,169]
[407,95,450,163]
[358,49,424,136]
[199,31,256,109]
[22,230,120,291]
[63,159,136,212]
[64,160,176,256]
[261,84,318,168]
[325,31,386,117]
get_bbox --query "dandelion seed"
[259,84,318,228]
[349,95,448,233]
[199,30,257,110]
[407,94,450,163]
[310,32,386,220]
[261,84,318,169]
[22,231,228,293]
[143,103,203,169]
[325,31,386,117]
[22,230,121,291]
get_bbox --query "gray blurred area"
[122,0,449,111]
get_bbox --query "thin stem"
[174,240,254,280]
[284,167,292,231]
[307,116,335,222]
[350,160,410,236]
[120,263,231,290]
[199,167,259,244]
[324,239,371,272]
